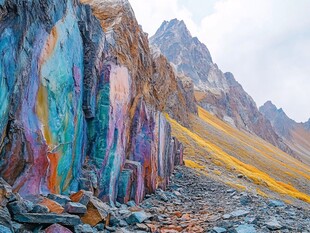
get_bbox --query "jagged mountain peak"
[262,100,277,109]
[224,72,240,87]
[260,101,296,138]
[151,19,213,85]
[260,101,295,124]
[155,18,192,39]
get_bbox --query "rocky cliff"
[151,19,292,155]
[0,0,195,206]
[260,101,310,165]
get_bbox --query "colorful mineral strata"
[0,0,190,205]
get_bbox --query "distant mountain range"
[150,19,294,155]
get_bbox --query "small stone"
[0,178,13,207]
[222,214,231,220]
[268,199,285,207]
[127,200,136,207]
[115,202,121,208]
[161,225,183,232]
[30,204,49,213]
[70,190,93,206]
[230,210,250,218]
[212,227,227,233]
[244,217,257,224]
[23,200,34,212]
[240,196,251,206]
[181,213,191,220]
[119,220,128,227]
[174,191,182,197]
[156,190,168,202]
[226,189,235,194]
[47,194,71,206]
[235,224,256,233]
[0,225,12,233]
[109,216,120,227]
[129,206,143,212]
[95,223,105,231]
[105,226,116,232]
[65,202,87,214]
[237,174,244,178]
[136,223,149,231]
[74,224,94,233]
[265,217,282,230]
[7,201,28,215]
[119,209,131,215]
[174,211,183,218]
[126,211,150,224]
[44,223,73,233]
[11,221,23,232]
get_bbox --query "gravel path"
[138,166,310,233]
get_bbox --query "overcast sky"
[130,0,310,123]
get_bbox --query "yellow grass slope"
[166,107,310,205]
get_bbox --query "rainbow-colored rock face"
[0,1,85,196]
[0,0,184,204]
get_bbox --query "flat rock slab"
[65,202,87,214]
[265,218,282,230]
[47,194,71,206]
[230,210,250,218]
[235,224,256,233]
[212,227,227,233]
[268,199,285,207]
[7,201,28,215]
[74,224,94,233]
[126,211,150,224]
[13,213,81,226]
[44,223,73,233]
[39,198,64,214]
[30,204,49,213]
[0,225,12,233]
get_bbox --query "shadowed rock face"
[151,19,292,155]
[304,119,310,131]
[0,0,191,204]
[260,101,310,165]
[259,101,295,138]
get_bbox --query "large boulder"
[81,196,111,226]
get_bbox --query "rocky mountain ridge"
[260,101,310,165]
[150,19,293,155]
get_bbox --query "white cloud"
[129,0,197,36]
[129,0,310,122]
[198,0,310,122]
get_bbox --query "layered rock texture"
[0,0,193,206]
[150,19,292,155]
[260,101,310,165]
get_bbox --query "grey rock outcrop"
[260,101,310,165]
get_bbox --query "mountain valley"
[0,0,309,232]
